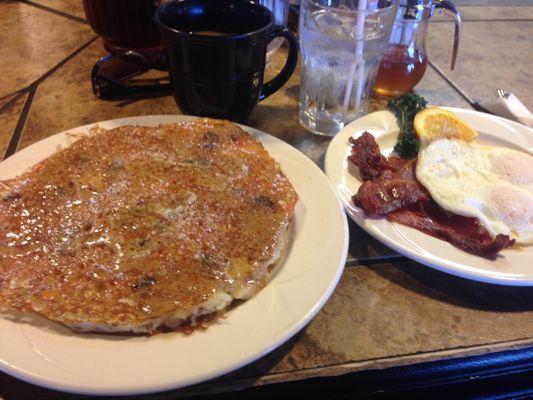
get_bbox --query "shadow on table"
[0,371,90,400]
[373,260,533,312]
[347,219,403,262]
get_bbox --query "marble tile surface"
[17,40,179,151]
[0,1,94,98]
[0,92,20,109]
[427,20,533,110]
[414,64,472,108]
[456,0,533,7]
[434,5,533,20]
[193,261,533,391]
[27,0,87,19]
[0,93,27,159]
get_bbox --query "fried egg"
[416,139,533,245]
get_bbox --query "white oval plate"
[325,107,533,286]
[0,115,348,395]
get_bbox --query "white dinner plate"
[0,115,348,395]
[325,107,533,286]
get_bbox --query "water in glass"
[298,0,397,136]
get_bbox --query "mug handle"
[259,26,299,101]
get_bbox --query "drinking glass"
[259,0,289,26]
[256,0,290,60]
[298,0,398,136]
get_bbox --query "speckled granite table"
[1,2,533,399]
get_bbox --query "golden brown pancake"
[0,119,297,334]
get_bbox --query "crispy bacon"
[389,202,515,259]
[352,159,430,216]
[348,133,407,180]
[347,132,515,258]
[349,133,430,216]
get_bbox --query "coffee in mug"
[155,0,298,121]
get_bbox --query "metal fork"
[493,88,511,100]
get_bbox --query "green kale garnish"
[387,93,428,159]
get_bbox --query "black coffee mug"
[154,0,298,121]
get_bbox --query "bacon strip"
[349,133,430,216]
[389,203,515,260]
[347,132,515,258]
[348,133,407,180]
[352,159,430,216]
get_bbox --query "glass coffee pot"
[374,0,461,97]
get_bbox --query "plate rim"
[325,107,533,287]
[0,115,349,395]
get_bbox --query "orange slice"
[414,107,478,144]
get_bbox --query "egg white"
[416,139,533,245]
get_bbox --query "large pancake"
[0,119,297,334]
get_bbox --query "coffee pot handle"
[259,26,299,100]
[434,0,461,70]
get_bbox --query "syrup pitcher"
[374,0,461,97]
